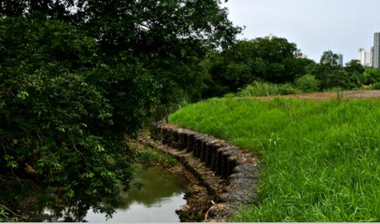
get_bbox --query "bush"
[277,83,300,95]
[236,81,279,97]
[236,82,301,97]
[223,93,236,98]
[363,68,380,85]
[295,74,320,92]
[371,83,380,90]
[324,87,343,92]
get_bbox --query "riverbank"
[169,97,380,222]
[132,140,214,222]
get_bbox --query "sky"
[222,0,380,64]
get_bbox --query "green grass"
[236,81,300,97]
[169,97,380,222]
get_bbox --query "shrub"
[236,81,279,97]
[223,93,236,98]
[295,74,320,92]
[324,87,343,92]
[363,68,380,85]
[371,83,380,90]
[277,83,300,95]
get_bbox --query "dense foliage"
[363,68,380,85]
[306,51,363,90]
[295,74,320,93]
[170,97,380,222]
[202,41,380,98]
[0,0,240,219]
[0,17,142,217]
[232,50,380,98]
[203,38,314,97]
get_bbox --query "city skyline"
[222,0,380,64]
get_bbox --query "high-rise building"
[268,33,274,41]
[371,46,375,67]
[265,33,276,41]
[366,51,371,66]
[358,48,366,65]
[374,32,380,69]
[358,48,372,67]
[336,53,343,67]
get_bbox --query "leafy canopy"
[203,37,313,97]
[0,0,241,219]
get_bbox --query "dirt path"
[253,90,380,100]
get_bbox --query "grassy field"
[169,97,380,222]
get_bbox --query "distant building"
[268,33,274,40]
[374,32,380,69]
[336,53,343,67]
[297,54,308,59]
[358,48,372,67]
[265,33,277,41]
[371,46,374,67]
[358,48,366,65]
[366,51,371,67]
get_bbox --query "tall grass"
[236,81,300,97]
[169,98,380,222]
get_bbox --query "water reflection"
[86,195,186,222]
[43,166,188,222]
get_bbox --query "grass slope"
[169,97,380,222]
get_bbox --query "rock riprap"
[149,122,261,222]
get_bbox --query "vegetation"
[1,0,380,221]
[0,17,139,217]
[133,143,178,169]
[0,0,240,219]
[170,97,380,222]
[236,81,300,97]
[295,74,320,93]
[202,42,379,99]
[371,83,380,90]
[203,38,314,98]
[363,68,380,85]
[0,206,27,222]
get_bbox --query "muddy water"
[44,166,189,222]
[86,167,188,222]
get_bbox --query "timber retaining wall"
[150,122,260,221]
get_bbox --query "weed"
[336,90,345,103]
[237,81,301,97]
[236,81,280,97]
[129,142,177,169]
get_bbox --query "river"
[43,166,189,222]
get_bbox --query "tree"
[0,17,144,218]
[310,50,359,89]
[1,0,242,108]
[363,68,380,85]
[320,50,339,66]
[344,59,365,86]
[295,74,320,92]
[325,70,359,89]
[203,37,311,98]
[0,0,241,219]
[345,60,365,75]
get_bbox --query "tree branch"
[0,204,23,218]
